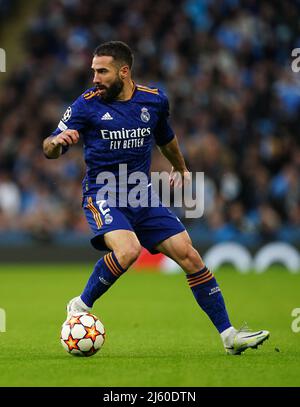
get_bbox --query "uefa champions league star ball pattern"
[61,312,105,356]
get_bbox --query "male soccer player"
[43,41,269,354]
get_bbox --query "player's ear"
[119,65,129,79]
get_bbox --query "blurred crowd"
[0,0,300,247]
[0,0,17,21]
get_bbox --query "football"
[60,312,105,356]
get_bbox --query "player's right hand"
[51,130,79,147]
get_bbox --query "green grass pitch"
[0,264,299,387]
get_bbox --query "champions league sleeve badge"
[140,107,150,123]
[62,106,72,123]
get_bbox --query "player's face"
[92,56,124,102]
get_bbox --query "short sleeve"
[50,96,88,154]
[153,91,175,147]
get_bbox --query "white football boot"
[222,324,270,355]
[66,296,91,318]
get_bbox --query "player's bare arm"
[158,136,191,187]
[43,129,79,159]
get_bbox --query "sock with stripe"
[186,266,232,333]
[81,252,127,307]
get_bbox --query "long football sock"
[186,266,232,333]
[81,252,127,307]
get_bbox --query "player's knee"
[115,243,142,269]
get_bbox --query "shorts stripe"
[86,197,103,229]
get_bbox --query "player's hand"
[51,130,79,147]
[169,167,191,188]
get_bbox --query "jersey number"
[97,200,110,216]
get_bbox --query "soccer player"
[43,41,269,354]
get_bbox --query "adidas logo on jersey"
[101,112,113,120]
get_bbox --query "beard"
[97,77,124,102]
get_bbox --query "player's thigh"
[155,230,204,272]
[104,229,142,267]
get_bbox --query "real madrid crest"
[140,107,150,123]
[104,213,113,225]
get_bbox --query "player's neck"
[117,80,135,101]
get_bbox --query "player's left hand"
[169,167,191,188]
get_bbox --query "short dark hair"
[93,41,134,69]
